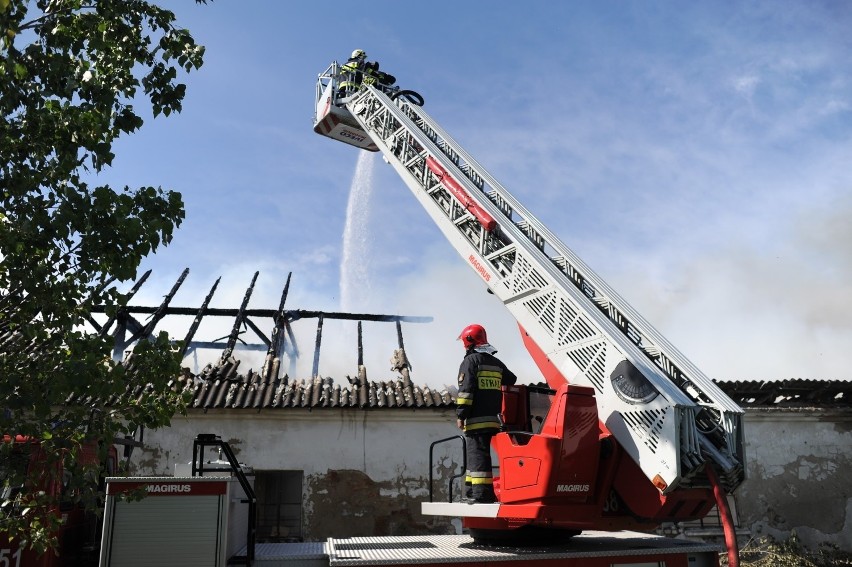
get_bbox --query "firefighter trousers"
[464,431,496,502]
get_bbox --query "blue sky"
[97,1,852,387]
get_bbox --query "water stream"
[340,151,375,312]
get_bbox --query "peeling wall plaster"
[129,408,462,539]
[129,407,852,550]
[737,410,852,552]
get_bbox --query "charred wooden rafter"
[125,268,189,347]
[90,269,433,378]
[181,277,221,357]
[221,271,259,362]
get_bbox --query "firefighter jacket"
[456,347,517,433]
[340,58,365,91]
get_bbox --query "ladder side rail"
[399,100,745,463]
[426,151,696,405]
[399,97,742,417]
[401,100,744,465]
[349,90,685,397]
[349,86,744,489]
[347,88,712,491]
[351,86,695,407]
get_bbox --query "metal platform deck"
[239,532,721,567]
[421,501,500,518]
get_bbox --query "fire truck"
[0,436,118,567]
[312,59,745,564]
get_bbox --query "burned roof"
[88,270,850,412]
[172,357,455,411]
[168,361,849,411]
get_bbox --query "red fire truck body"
[1,436,117,567]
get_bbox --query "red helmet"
[458,324,488,348]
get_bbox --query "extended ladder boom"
[322,73,744,493]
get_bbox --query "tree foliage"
[0,0,205,554]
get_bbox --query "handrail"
[428,435,466,503]
[192,433,256,565]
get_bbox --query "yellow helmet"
[351,49,366,59]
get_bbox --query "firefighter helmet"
[458,324,488,348]
[351,49,367,60]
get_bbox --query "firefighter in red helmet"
[455,324,517,503]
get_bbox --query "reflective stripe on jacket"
[339,58,364,90]
[456,350,517,433]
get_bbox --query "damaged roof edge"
[175,356,456,411]
[169,363,851,411]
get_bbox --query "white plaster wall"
[737,410,852,552]
[129,406,852,550]
[129,408,466,539]
[745,412,847,481]
[131,408,462,481]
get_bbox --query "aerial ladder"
[314,61,745,552]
